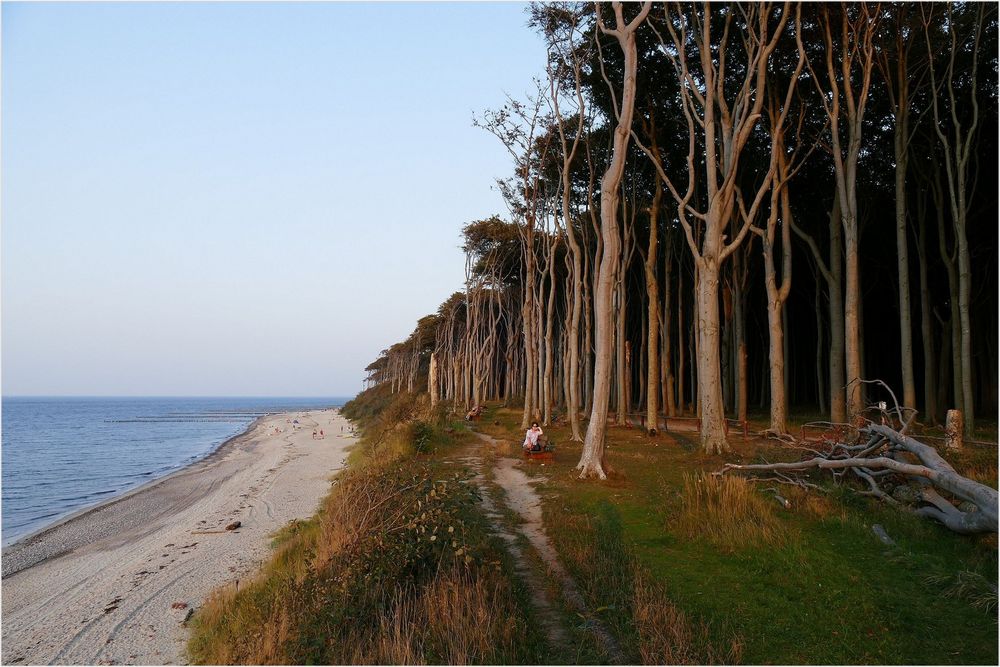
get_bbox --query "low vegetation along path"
[464,431,623,662]
[1,409,354,666]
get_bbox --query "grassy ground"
[188,388,997,664]
[477,404,998,665]
[188,387,550,664]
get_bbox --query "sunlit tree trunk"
[578,1,650,479]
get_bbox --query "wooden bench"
[524,435,556,461]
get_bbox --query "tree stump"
[945,409,963,450]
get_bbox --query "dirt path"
[466,432,623,662]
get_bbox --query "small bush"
[412,421,434,454]
[673,473,787,551]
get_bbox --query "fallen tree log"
[718,422,998,535]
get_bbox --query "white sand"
[1,408,356,665]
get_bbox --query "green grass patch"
[486,405,998,665]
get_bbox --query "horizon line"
[1,394,358,399]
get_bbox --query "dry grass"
[188,393,537,665]
[924,570,999,616]
[633,572,744,665]
[348,569,526,664]
[962,462,999,488]
[782,485,842,521]
[492,438,515,457]
[673,473,787,551]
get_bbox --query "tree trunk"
[915,189,936,422]
[814,266,826,413]
[696,257,728,454]
[722,284,734,413]
[543,236,558,426]
[828,198,847,423]
[429,352,439,407]
[578,1,650,478]
[677,262,685,415]
[893,96,916,411]
[644,185,661,434]
[615,279,627,425]
[956,221,974,434]
[735,285,747,425]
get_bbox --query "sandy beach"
[1,408,355,665]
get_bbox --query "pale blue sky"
[2,1,545,396]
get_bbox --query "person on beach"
[522,422,543,452]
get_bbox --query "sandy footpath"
[1,408,356,665]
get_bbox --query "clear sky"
[2,1,546,397]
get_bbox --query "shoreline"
[1,413,272,555]
[0,407,286,556]
[1,407,356,665]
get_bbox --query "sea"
[0,396,350,546]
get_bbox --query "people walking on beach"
[522,422,543,452]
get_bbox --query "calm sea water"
[1,396,349,546]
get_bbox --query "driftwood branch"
[719,418,998,535]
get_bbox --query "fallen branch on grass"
[718,418,998,535]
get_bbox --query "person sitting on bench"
[522,422,544,452]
